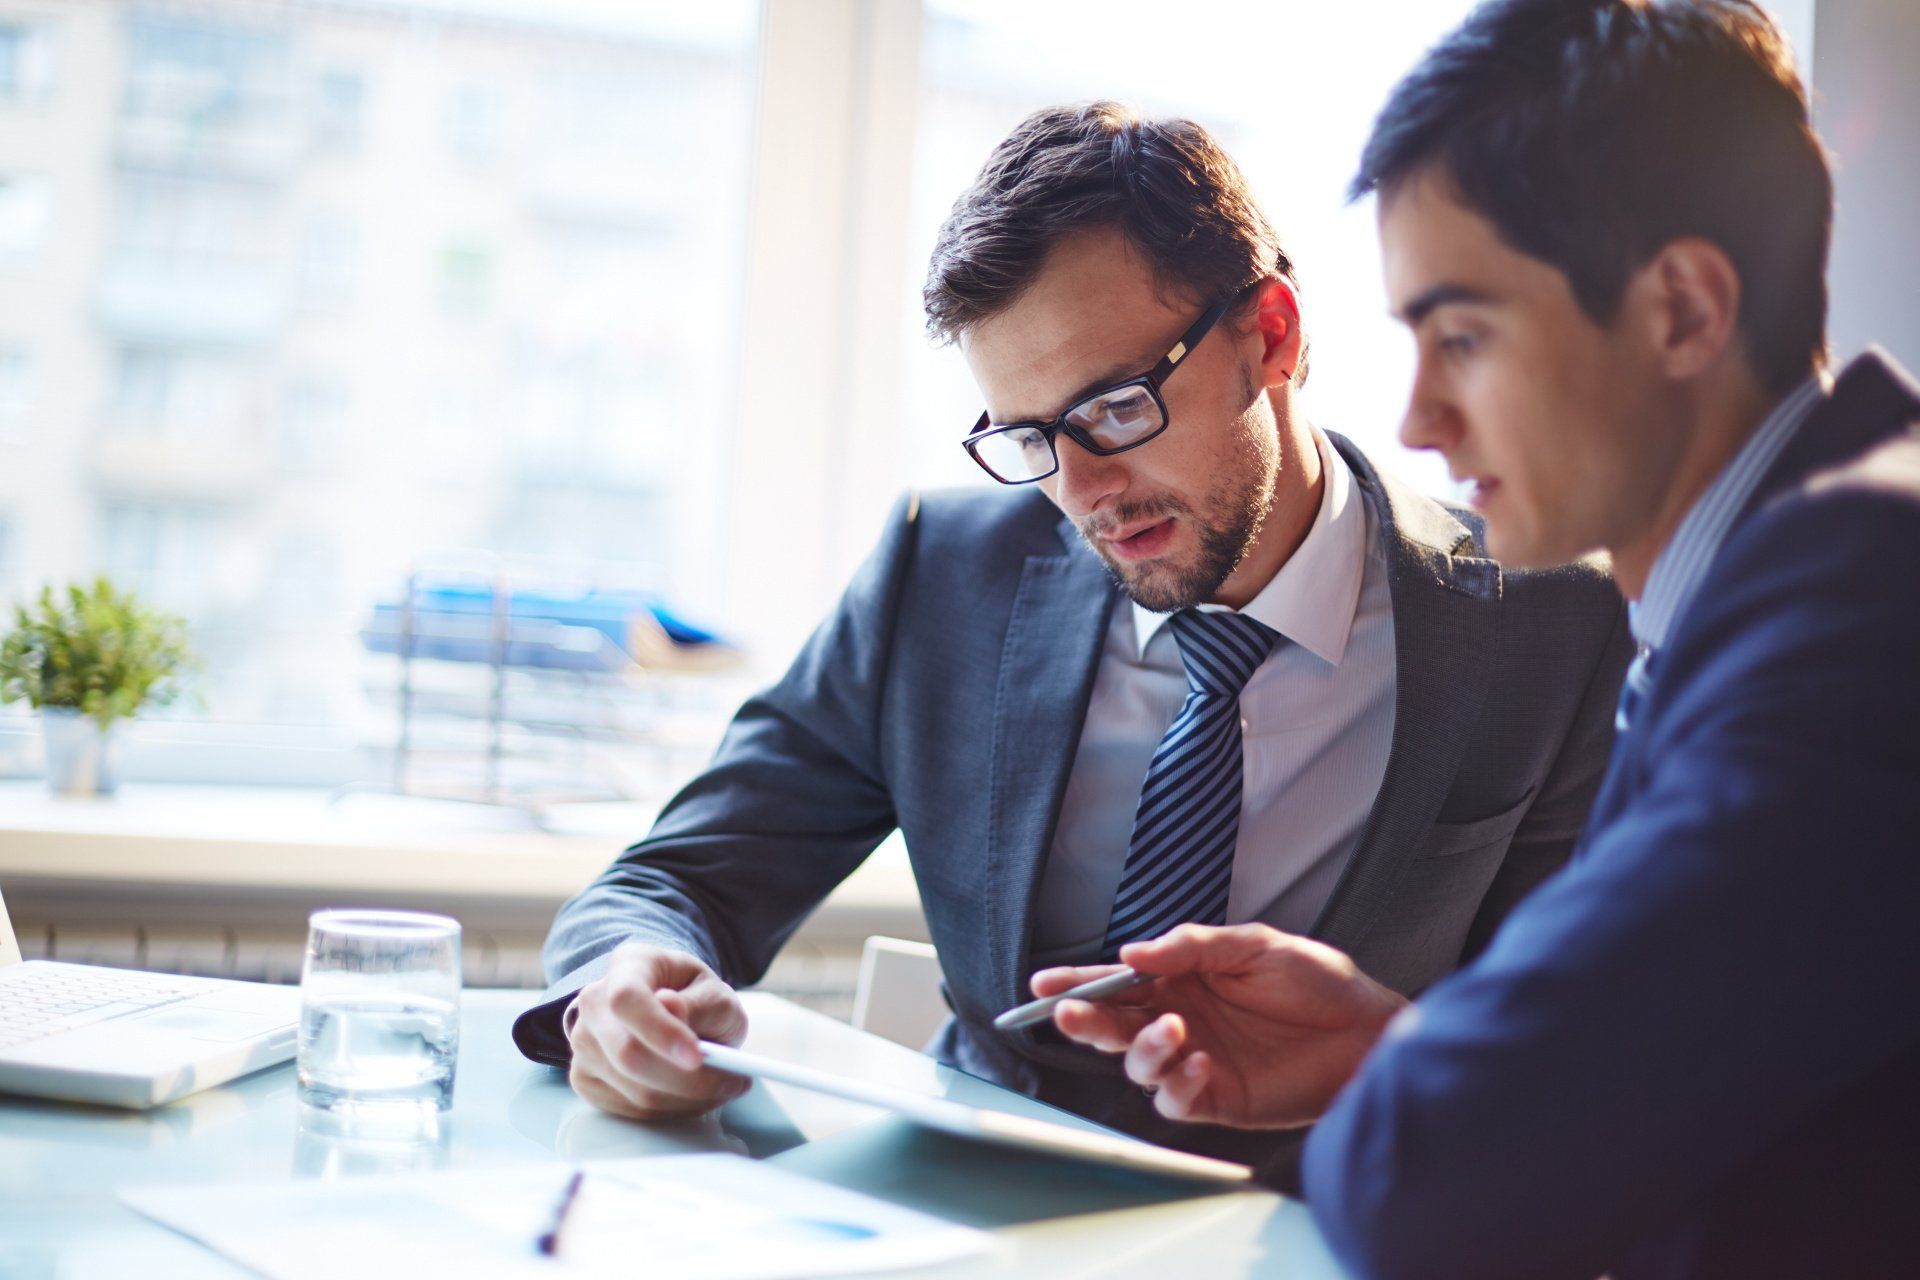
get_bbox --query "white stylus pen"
[992,968,1152,1032]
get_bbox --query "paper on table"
[122,1153,994,1280]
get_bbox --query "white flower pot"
[42,708,125,797]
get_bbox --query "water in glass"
[298,910,461,1116]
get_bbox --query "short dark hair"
[1352,0,1830,396]
[925,101,1305,380]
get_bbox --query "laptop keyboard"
[0,966,202,1051]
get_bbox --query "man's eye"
[1438,331,1480,357]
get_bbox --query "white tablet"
[698,1041,1253,1185]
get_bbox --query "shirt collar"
[1131,428,1367,666]
[1630,374,1826,651]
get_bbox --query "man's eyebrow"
[1395,282,1496,327]
[1000,358,1150,427]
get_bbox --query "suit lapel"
[1585,351,1920,843]
[984,520,1118,1012]
[1311,436,1503,957]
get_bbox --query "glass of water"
[298,909,461,1117]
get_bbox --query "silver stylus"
[993,968,1152,1032]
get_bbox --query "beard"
[1077,487,1262,612]
[1077,435,1278,611]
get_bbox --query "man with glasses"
[513,102,1630,1177]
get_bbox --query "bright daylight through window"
[0,0,1474,799]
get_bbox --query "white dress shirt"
[1030,429,1398,967]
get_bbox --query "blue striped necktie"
[1101,609,1282,962]
[1615,645,1659,733]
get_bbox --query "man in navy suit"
[1043,1,1920,1275]
[513,104,1631,1176]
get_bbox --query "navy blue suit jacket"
[1303,351,1920,1280]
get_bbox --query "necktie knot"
[1169,610,1279,698]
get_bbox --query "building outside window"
[0,0,1549,793]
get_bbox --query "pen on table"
[993,967,1152,1032]
[536,1169,585,1258]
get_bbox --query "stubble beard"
[1078,377,1279,613]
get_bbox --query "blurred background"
[5,0,1904,792]
[0,0,1910,994]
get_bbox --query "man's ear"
[1634,238,1743,382]
[1253,277,1305,388]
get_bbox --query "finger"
[574,1057,741,1121]
[666,980,749,1045]
[569,1063,651,1120]
[1123,1013,1189,1090]
[1053,998,1156,1053]
[581,1017,749,1112]
[603,980,704,1071]
[1119,923,1288,977]
[602,1018,750,1102]
[1151,1051,1216,1123]
[1029,964,1130,998]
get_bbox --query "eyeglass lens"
[973,382,1166,482]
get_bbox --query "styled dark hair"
[925,101,1304,380]
[1352,0,1831,396]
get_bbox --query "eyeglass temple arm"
[1148,293,1240,382]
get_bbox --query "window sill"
[0,781,927,985]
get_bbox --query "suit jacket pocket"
[1419,790,1534,858]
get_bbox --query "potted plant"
[0,577,196,796]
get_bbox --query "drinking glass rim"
[308,908,461,939]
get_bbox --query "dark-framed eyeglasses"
[961,290,1242,486]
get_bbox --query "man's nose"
[1048,434,1130,514]
[1399,363,1460,454]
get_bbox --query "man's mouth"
[1100,517,1177,562]
[1458,476,1500,510]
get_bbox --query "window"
[0,347,28,440]
[297,216,359,308]
[312,69,364,147]
[1,0,1509,781]
[109,348,252,449]
[441,83,502,162]
[114,172,274,271]
[0,22,56,103]
[123,18,290,140]
[1,1,757,743]
[0,174,51,260]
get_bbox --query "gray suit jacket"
[513,433,1631,1180]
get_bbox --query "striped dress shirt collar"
[1630,375,1826,652]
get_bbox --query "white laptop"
[0,879,300,1109]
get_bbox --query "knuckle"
[605,981,659,1024]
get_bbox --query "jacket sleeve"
[1461,588,1632,962]
[1301,489,1920,1280]
[512,494,921,1066]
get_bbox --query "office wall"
[1814,0,1920,369]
